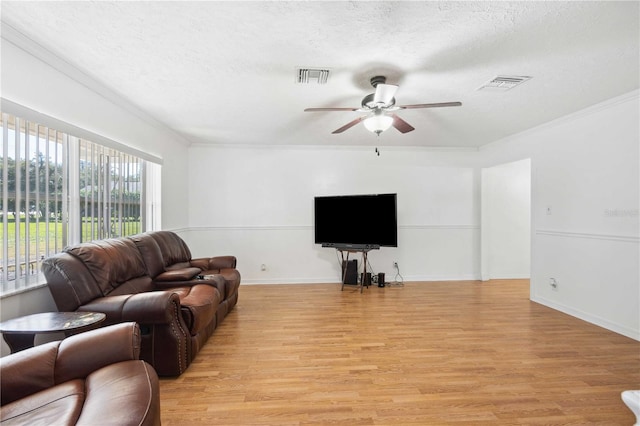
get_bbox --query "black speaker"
[360,272,372,286]
[342,260,357,285]
[378,272,385,287]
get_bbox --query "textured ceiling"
[2,1,639,148]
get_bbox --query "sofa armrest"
[191,256,237,270]
[1,342,59,405]
[155,267,201,282]
[78,291,183,325]
[55,322,140,384]
[0,323,140,406]
[153,275,226,299]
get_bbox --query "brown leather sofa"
[130,231,240,335]
[0,322,160,426]
[42,231,240,376]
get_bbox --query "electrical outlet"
[260,264,267,271]
[549,278,558,290]
[393,261,398,269]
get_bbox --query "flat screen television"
[314,193,398,249]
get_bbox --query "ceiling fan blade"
[304,107,358,112]
[398,101,462,109]
[391,114,415,133]
[373,84,399,105]
[332,117,365,134]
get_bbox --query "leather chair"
[0,322,160,426]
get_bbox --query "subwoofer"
[378,272,385,287]
[342,260,357,285]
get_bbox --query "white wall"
[479,90,639,340]
[185,145,481,284]
[481,159,531,280]
[1,38,191,231]
[0,35,191,354]
[187,90,639,341]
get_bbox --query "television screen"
[314,193,398,249]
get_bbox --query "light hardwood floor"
[159,280,640,425]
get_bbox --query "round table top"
[0,312,106,334]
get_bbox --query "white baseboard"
[241,278,341,285]
[404,274,482,282]
[242,274,482,285]
[531,295,640,341]
[485,273,531,280]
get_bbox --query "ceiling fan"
[304,76,462,135]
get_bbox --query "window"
[1,109,161,295]
[79,140,144,241]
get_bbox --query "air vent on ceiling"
[477,75,532,91]
[296,68,330,84]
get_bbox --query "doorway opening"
[480,159,532,292]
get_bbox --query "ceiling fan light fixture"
[364,113,393,135]
[304,75,461,135]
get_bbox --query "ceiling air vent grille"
[296,68,330,84]
[477,75,532,91]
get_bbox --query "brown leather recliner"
[42,232,240,376]
[130,231,240,343]
[0,322,160,426]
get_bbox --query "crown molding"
[189,142,479,152]
[480,89,639,153]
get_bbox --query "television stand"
[337,247,378,293]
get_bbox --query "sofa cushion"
[42,253,104,311]
[129,233,165,278]
[65,239,148,296]
[186,274,226,301]
[200,268,241,300]
[149,231,192,267]
[0,379,84,426]
[108,276,155,296]
[172,285,221,335]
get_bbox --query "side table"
[0,312,106,354]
